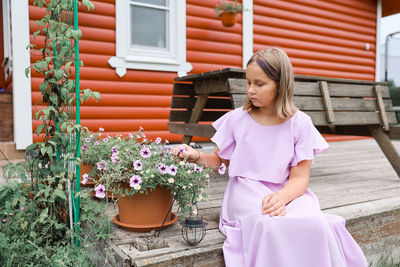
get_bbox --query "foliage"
[86,130,214,217]
[214,0,243,17]
[1,0,110,265]
[0,182,110,266]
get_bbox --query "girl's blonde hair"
[243,47,297,119]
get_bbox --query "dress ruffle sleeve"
[290,117,329,166]
[211,110,236,160]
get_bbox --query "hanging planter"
[220,12,237,27]
[113,185,178,232]
[215,0,242,28]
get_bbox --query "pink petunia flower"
[103,138,109,143]
[155,137,162,144]
[96,161,107,171]
[134,160,142,171]
[82,144,88,150]
[82,174,89,185]
[158,163,168,175]
[99,127,104,132]
[218,163,226,175]
[178,146,187,155]
[20,207,24,211]
[128,133,133,138]
[85,137,91,143]
[94,141,99,146]
[129,175,142,188]
[168,165,178,176]
[140,147,151,158]
[94,184,106,199]
[112,146,118,154]
[2,219,6,223]
[193,165,203,173]
[9,213,13,216]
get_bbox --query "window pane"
[133,0,167,6]
[131,5,167,48]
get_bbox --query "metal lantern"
[181,217,208,246]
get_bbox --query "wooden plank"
[387,125,400,139]
[227,94,394,111]
[194,79,230,94]
[305,111,397,126]
[168,122,215,138]
[173,83,195,95]
[169,110,228,122]
[294,82,391,98]
[232,94,246,109]
[368,125,400,178]
[227,78,246,94]
[171,97,233,109]
[175,68,245,82]
[181,94,209,144]
[319,81,335,124]
[295,96,393,112]
[374,85,390,131]
[294,74,388,85]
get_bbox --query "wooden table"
[168,68,400,177]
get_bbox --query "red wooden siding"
[253,0,377,80]
[28,0,381,143]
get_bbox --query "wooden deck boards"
[100,139,400,266]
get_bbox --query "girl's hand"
[262,192,287,217]
[172,144,201,163]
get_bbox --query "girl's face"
[246,62,278,109]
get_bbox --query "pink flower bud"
[20,206,24,211]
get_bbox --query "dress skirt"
[219,176,368,267]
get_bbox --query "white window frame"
[109,0,192,77]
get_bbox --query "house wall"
[28,0,378,143]
[253,0,376,80]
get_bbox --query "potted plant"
[214,0,243,27]
[92,130,213,232]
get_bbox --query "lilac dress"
[211,107,368,267]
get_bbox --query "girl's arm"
[173,144,229,170]
[262,159,312,216]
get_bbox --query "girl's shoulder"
[291,109,314,135]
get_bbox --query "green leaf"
[33,30,41,38]
[36,124,45,135]
[25,67,30,78]
[54,188,67,200]
[65,60,73,71]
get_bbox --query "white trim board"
[11,0,32,149]
[242,0,253,68]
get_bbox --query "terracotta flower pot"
[220,12,237,27]
[114,185,178,232]
[80,162,96,187]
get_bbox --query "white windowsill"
[108,56,193,77]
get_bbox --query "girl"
[174,48,368,267]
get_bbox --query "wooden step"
[85,139,400,266]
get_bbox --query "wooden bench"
[168,68,400,177]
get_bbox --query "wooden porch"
[91,138,400,267]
